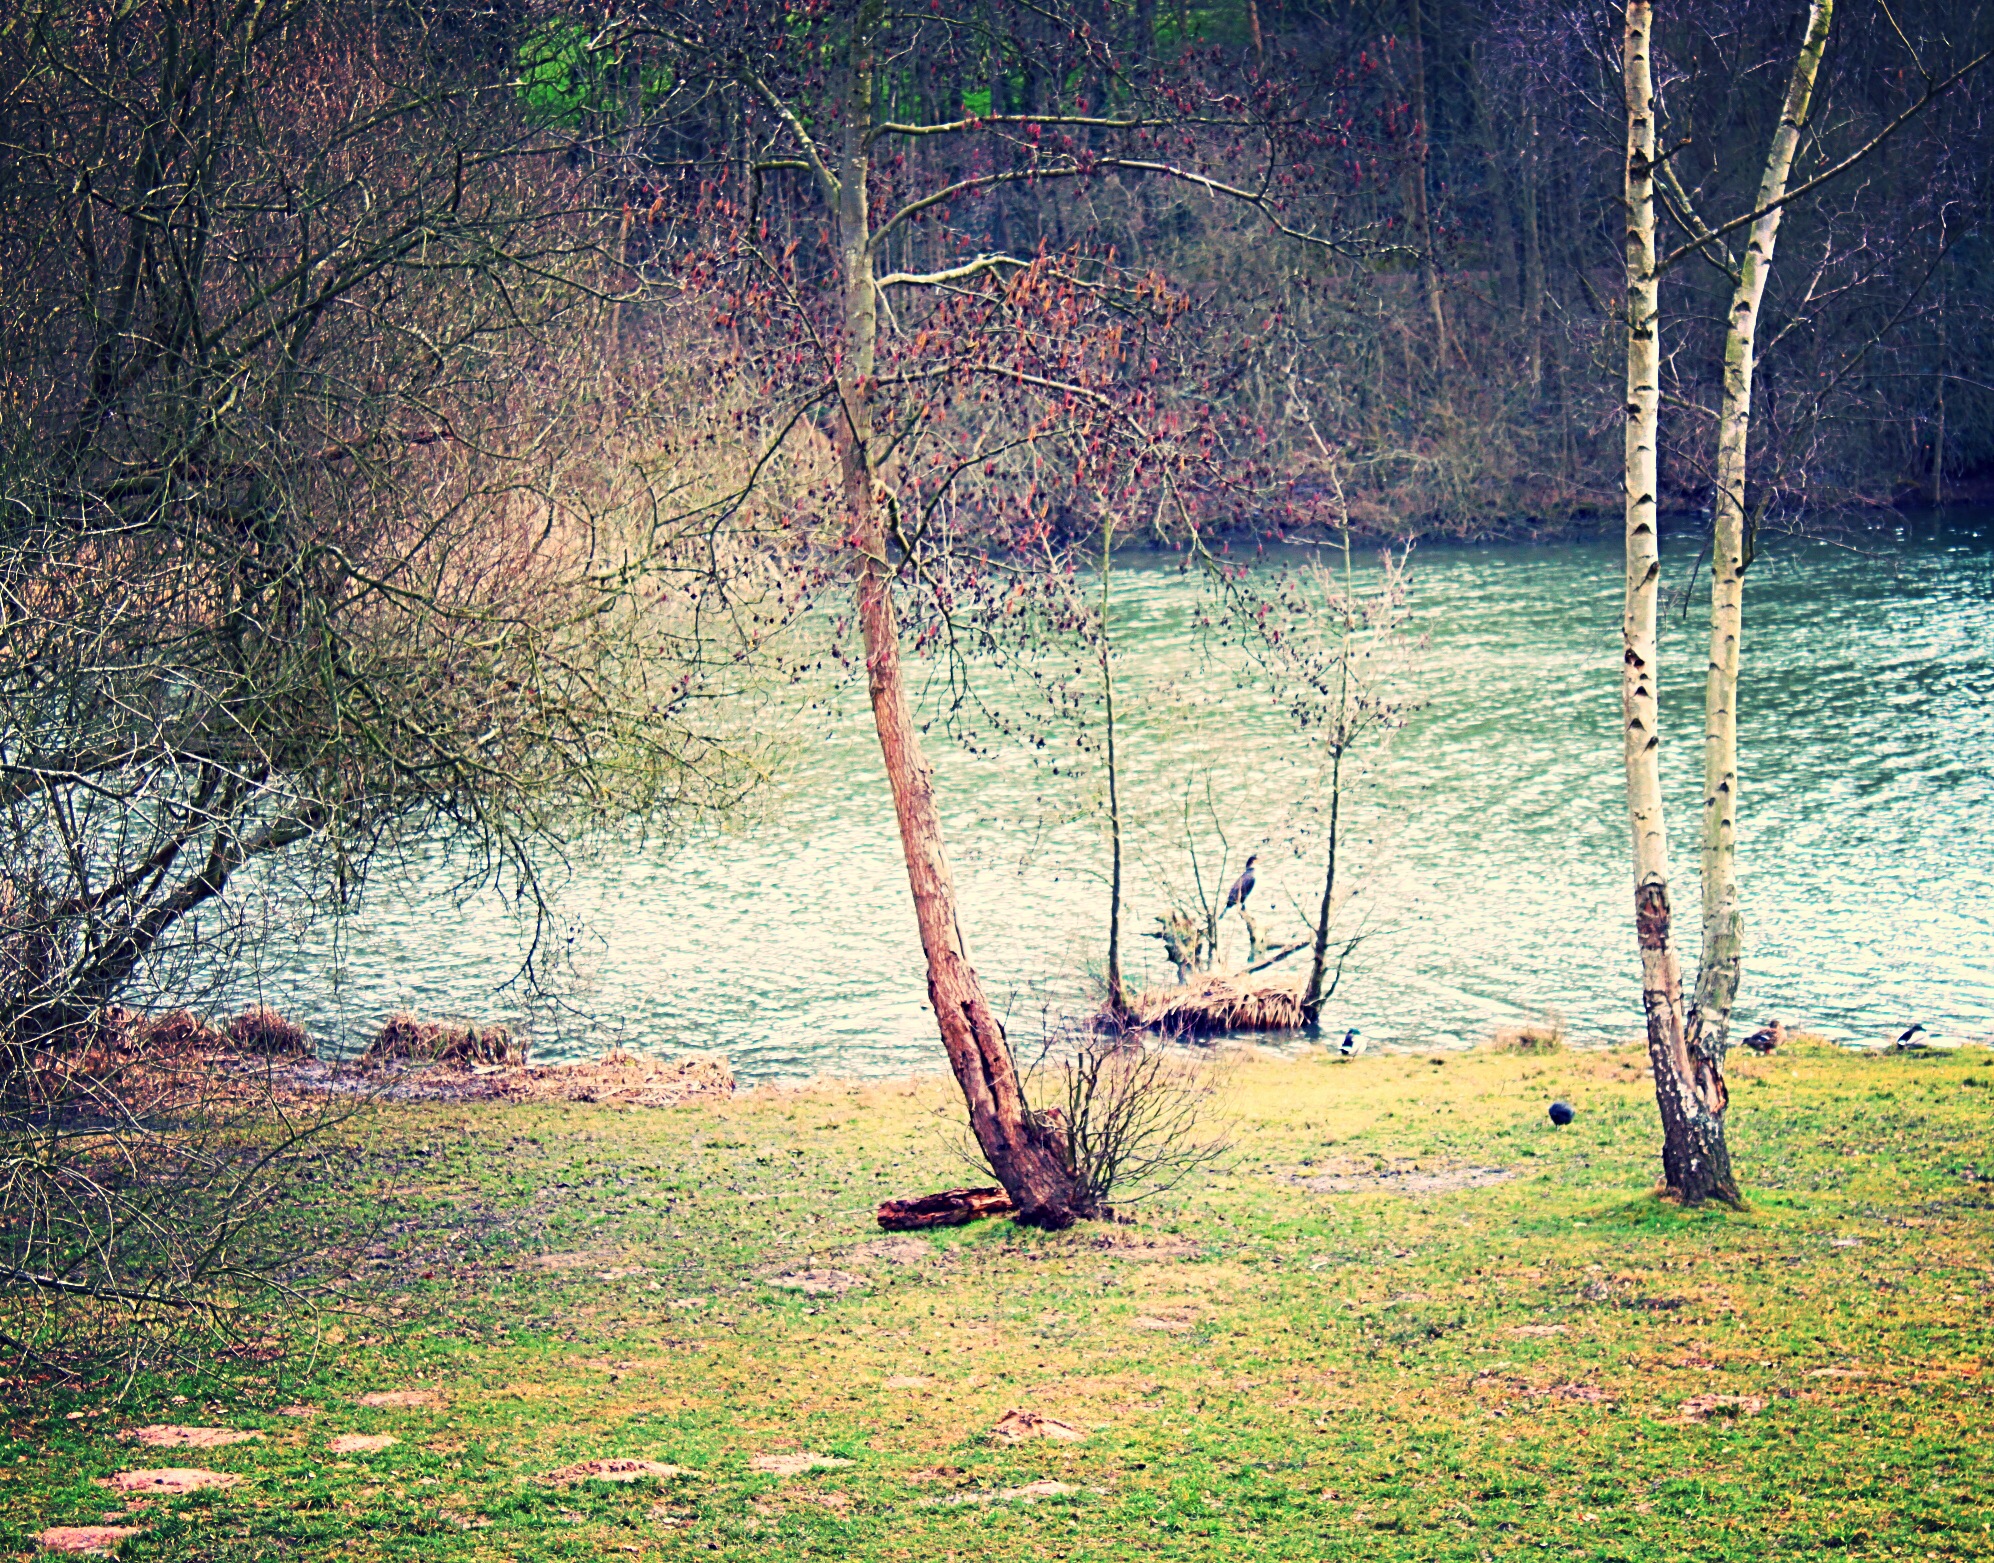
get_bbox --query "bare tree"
[616,0,1372,1224]
[0,0,769,1050]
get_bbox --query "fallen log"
[876,1186,1016,1231]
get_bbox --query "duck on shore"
[1741,1019,1784,1055]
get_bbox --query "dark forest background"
[554,0,1994,534]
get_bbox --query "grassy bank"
[7,1040,1991,1560]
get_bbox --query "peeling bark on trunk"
[1622,0,1736,1207]
[834,5,1083,1227]
[1687,0,1832,1117]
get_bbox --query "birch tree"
[1620,0,1981,1203]
[1681,0,1833,1133]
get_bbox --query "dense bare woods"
[0,0,773,1044]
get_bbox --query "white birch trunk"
[1622,0,1736,1205]
[1690,0,1834,1061]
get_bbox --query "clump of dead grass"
[366,1012,523,1066]
[1128,976,1304,1037]
[1485,1010,1567,1053]
[226,1007,312,1057]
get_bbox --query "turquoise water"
[224,515,1994,1078]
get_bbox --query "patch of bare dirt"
[541,1459,689,1484]
[1085,1232,1200,1259]
[328,1434,398,1454]
[398,1050,733,1106]
[990,1409,1085,1444]
[1290,1160,1514,1195]
[934,1480,1089,1507]
[1132,1316,1193,1334]
[883,1375,929,1389]
[750,1453,851,1477]
[842,1238,934,1265]
[37,1527,145,1555]
[265,1049,734,1108]
[1680,1393,1766,1423]
[101,1469,239,1495]
[779,1487,852,1513]
[767,1269,864,1296]
[278,1405,316,1419]
[1507,1323,1568,1337]
[121,1426,261,1449]
[1471,1371,1614,1405]
[356,1390,439,1409]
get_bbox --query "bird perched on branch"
[1741,1019,1783,1055]
[1225,855,1258,913]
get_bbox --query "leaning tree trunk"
[1621,0,1736,1206]
[1688,0,1832,1079]
[833,7,1083,1226]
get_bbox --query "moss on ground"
[6,1040,1992,1560]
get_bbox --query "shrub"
[1028,1025,1233,1215]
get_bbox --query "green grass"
[7,1040,1993,1560]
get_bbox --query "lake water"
[220,515,1994,1079]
